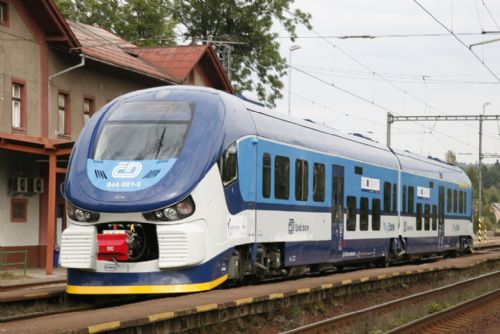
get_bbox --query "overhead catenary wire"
[285,8,500,149]
[289,64,479,150]
[413,0,500,83]
[482,0,500,30]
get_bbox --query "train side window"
[346,196,356,231]
[402,186,407,213]
[459,191,464,214]
[355,166,363,175]
[372,199,381,231]
[424,204,430,230]
[392,184,397,213]
[416,203,422,230]
[295,159,309,201]
[275,156,290,200]
[463,191,467,213]
[220,142,238,187]
[313,163,325,202]
[453,189,458,213]
[262,153,271,198]
[360,197,368,231]
[408,186,415,214]
[447,188,452,212]
[432,205,437,230]
[383,182,391,212]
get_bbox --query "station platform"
[1,236,499,289]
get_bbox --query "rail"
[0,250,28,276]
[283,270,500,334]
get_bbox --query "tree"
[55,0,176,46]
[171,0,311,106]
[55,0,311,105]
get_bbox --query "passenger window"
[402,186,407,213]
[432,205,437,230]
[262,153,271,198]
[459,191,464,214]
[275,156,290,199]
[346,196,356,231]
[447,188,452,212]
[220,142,238,187]
[392,184,397,213]
[453,189,458,213]
[408,186,415,214]
[355,166,363,175]
[383,182,391,212]
[295,159,308,201]
[372,199,380,231]
[464,191,467,213]
[416,203,422,230]
[360,197,369,231]
[424,204,430,230]
[313,163,325,202]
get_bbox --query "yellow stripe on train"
[66,274,228,295]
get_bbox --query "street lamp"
[478,102,491,219]
[288,45,301,116]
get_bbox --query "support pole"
[387,112,393,147]
[478,113,483,220]
[45,153,56,275]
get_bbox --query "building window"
[295,159,308,201]
[313,163,325,202]
[83,97,94,125]
[11,199,27,223]
[346,196,356,231]
[0,1,9,26]
[274,155,290,200]
[12,82,25,129]
[372,198,381,231]
[57,92,71,135]
[262,153,271,198]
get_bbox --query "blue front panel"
[68,248,234,286]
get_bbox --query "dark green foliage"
[55,0,312,105]
[55,0,176,46]
[171,0,311,106]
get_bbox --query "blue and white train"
[60,86,473,294]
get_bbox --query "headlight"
[66,202,100,222]
[143,196,195,222]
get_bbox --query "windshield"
[93,101,193,160]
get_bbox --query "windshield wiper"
[154,127,167,159]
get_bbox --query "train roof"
[232,90,470,186]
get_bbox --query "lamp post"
[288,45,301,116]
[479,102,491,219]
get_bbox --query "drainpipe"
[45,53,85,275]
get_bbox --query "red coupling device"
[97,230,128,261]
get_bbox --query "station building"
[0,0,232,273]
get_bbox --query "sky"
[266,0,500,164]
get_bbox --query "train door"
[332,165,345,255]
[438,186,445,249]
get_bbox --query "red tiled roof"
[67,21,177,83]
[131,45,210,82]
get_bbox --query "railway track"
[283,270,500,334]
[387,289,500,333]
